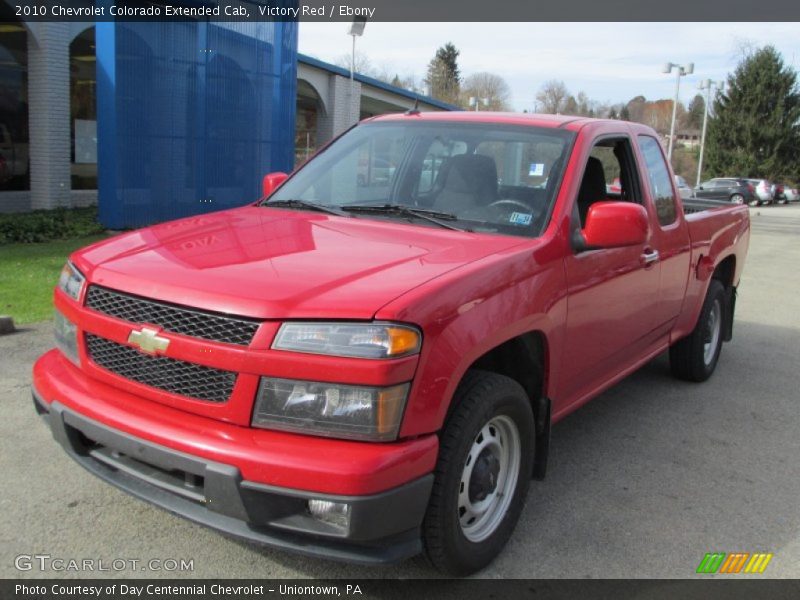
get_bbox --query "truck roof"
[367,111,594,129]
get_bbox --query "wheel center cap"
[469,448,501,502]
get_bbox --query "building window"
[0,19,29,192]
[295,101,317,166]
[70,27,97,190]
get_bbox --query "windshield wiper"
[341,204,466,231]
[264,199,349,217]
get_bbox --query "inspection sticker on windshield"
[509,212,533,226]
[529,163,545,177]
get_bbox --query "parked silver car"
[778,184,799,203]
[674,175,694,199]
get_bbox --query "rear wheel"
[731,193,744,204]
[422,371,534,575]
[670,279,726,382]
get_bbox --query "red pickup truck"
[33,113,749,575]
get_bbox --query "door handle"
[641,249,660,266]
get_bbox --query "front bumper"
[32,351,437,564]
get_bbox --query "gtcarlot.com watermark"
[14,554,194,573]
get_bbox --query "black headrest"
[578,157,607,208]
[439,154,498,201]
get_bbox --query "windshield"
[267,121,574,238]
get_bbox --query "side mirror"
[696,186,704,190]
[578,202,649,250]
[262,172,289,198]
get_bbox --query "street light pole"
[469,97,489,112]
[696,79,725,188]
[662,61,694,161]
[347,17,367,125]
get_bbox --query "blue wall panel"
[97,16,297,229]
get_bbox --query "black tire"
[670,279,726,382]
[422,370,534,576]
[730,193,744,204]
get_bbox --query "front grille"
[86,334,236,403]
[85,285,260,346]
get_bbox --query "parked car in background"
[674,175,693,199]
[746,179,773,205]
[694,178,755,205]
[778,184,799,203]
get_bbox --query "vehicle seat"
[577,156,607,226]
[433,154,498,213]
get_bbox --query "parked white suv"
[746,179,773,205]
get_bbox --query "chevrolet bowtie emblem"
[128,327,170,355]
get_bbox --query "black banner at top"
[3,0,800,22]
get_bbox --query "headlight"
[272,322,421,359]
[57,261,85,301]
[252,377,409,441]
[54,309,80,366]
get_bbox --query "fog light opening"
[307,499,351,531]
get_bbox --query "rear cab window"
[637,135,678,226]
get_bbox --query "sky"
[298,22,800,111]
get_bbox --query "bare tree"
[334,50,375,76]
[460,72,512,111]
[536,79,569,114]
[334,50,421,86]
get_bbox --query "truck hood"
[74,206,525,320]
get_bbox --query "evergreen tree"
[619,105,631,121]
[685,94,705,130]
[706,46,800,179]
[425,43,461,104]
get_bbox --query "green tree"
[685,94,705,130]
[706,46,800,179]
[425,43,461,104]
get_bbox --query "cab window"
[638,135,678,226]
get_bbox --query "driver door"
[558,136,662,409]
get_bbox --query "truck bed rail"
[681,197,735,214]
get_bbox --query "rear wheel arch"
[712,254,737,341]
[713,254,736,288]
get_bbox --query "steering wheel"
[487,199,534,213]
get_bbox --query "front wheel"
[669,279,726,382]
[422,371,534,575]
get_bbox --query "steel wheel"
[422,370,534,575]
[458,415,521,543]
[670,279,727,382]
[703,298,722,366]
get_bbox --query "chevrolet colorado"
[32,113,749,575]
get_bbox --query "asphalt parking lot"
[1,204,799,579]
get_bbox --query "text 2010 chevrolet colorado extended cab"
[33,113,749,575]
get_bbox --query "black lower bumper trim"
[36,392,432,565]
